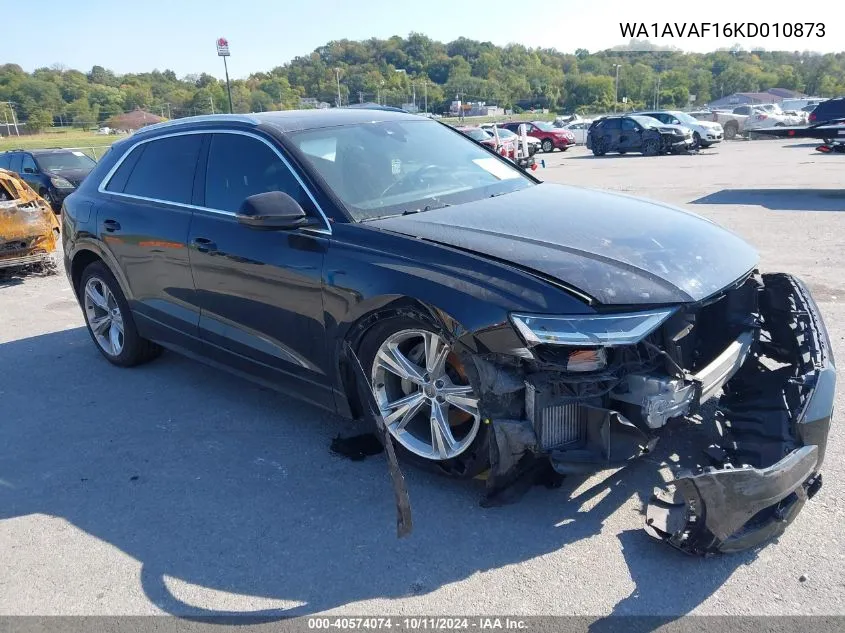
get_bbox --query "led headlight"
[50,176,74,188]
[510,307,677,348]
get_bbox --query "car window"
[9,154,22,174]
[621,118,638,131]
[121,135,203,204]
[0,154,10,170]
[21,154,37,174]
[290,119,531,221]
[603,119,621,130]
[204,133,313,214]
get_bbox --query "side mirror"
[236,191,319,230]
[23,167,35,174]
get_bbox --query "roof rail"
[134,113,261,134]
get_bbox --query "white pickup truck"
[709,104,805,139]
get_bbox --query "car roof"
[131,109,425,138]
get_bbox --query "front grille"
[526,378,589,450]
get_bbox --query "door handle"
[103,219,121,232]
[192,237,218,253]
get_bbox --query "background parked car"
[808,97,845,125]
[636,110,723,148]
[0,168,61,271]
[455,125,517,159]
[0,149,96,211]
[480,124,541,155]
[558,119,593,144]
[499,120,575,152]
[587,115,692,156]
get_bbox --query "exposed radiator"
[526,379,588,450]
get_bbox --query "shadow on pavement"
[0,327,758,620]
[691,189,845,212]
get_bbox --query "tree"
[27,109,53,133]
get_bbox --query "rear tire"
[358,316,490,478]
[79,261,162,367]
[724,122,738,140]
[591,139,607,156]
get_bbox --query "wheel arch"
[332,296,469,420]
[68,241,132,303]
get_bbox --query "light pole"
[423,80,428,113]
[335,68,342,107]
[613,64,621,112]
[395,69,407,107]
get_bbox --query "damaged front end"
[460,272,835,555]
[0,169,60,271]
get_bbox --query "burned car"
[587,115,693,156]
[62,110,835,555]
[0,168,61,271]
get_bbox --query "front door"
[95,133,204,344]
[619,118,643,151]
[187,131,332,409]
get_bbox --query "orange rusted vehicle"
[0,168,61,271]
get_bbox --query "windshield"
[631,115,659,128]
[486,127,516,139]
[533,121,556,131]
[670,111,698,125]
[34,151,96,172]
[290,120,533,222]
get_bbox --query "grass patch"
[0,129,121,159]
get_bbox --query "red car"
[456,126,516,159]
[500,120,575,152]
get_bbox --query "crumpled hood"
[369,183,759,305]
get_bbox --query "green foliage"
[26,108,53,133]
[2,39,844,134]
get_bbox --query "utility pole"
[2,102,19,136]
[613,64,621,112]
[358,91,364,104]
[423,80,428,113]
[335,68,342,107]
[210,95,215,114]
[412,81,416,109]
[656,74,661,109]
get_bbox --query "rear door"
[96,133,204,344]
[187,131,332,407]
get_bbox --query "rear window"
[110,135,203,204]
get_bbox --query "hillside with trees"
[2,34,844,131]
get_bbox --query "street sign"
[216,37,230,57]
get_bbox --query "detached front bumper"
[646,273,835,555]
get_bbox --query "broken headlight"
[511,308,677,371]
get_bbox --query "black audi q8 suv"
[61,109,835,556]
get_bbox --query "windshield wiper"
[360,202,451,223]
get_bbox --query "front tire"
[724,122,738,140]
[541,139,554,153]
[642,138,660,156]
[80,261,162,367]
[359,317,489,478]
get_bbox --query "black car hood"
[369,183,759,306]
[48,168,91,187]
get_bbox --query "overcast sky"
[6,0,841,78]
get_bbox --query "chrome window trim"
[97,128,332,234]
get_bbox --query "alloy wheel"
[83,277,125,357]
[371,329,480,460]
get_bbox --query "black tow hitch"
[645,273,836,555]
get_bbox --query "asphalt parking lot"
[1,138,843,619]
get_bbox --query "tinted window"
[622,118,639,131]
[0,154,10,169]
[9,154,22,174]
[105,143,146,193]
[21,154,37,174]
[603,118,621,130]
[122,134,203,204]
[204,133,312,214]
